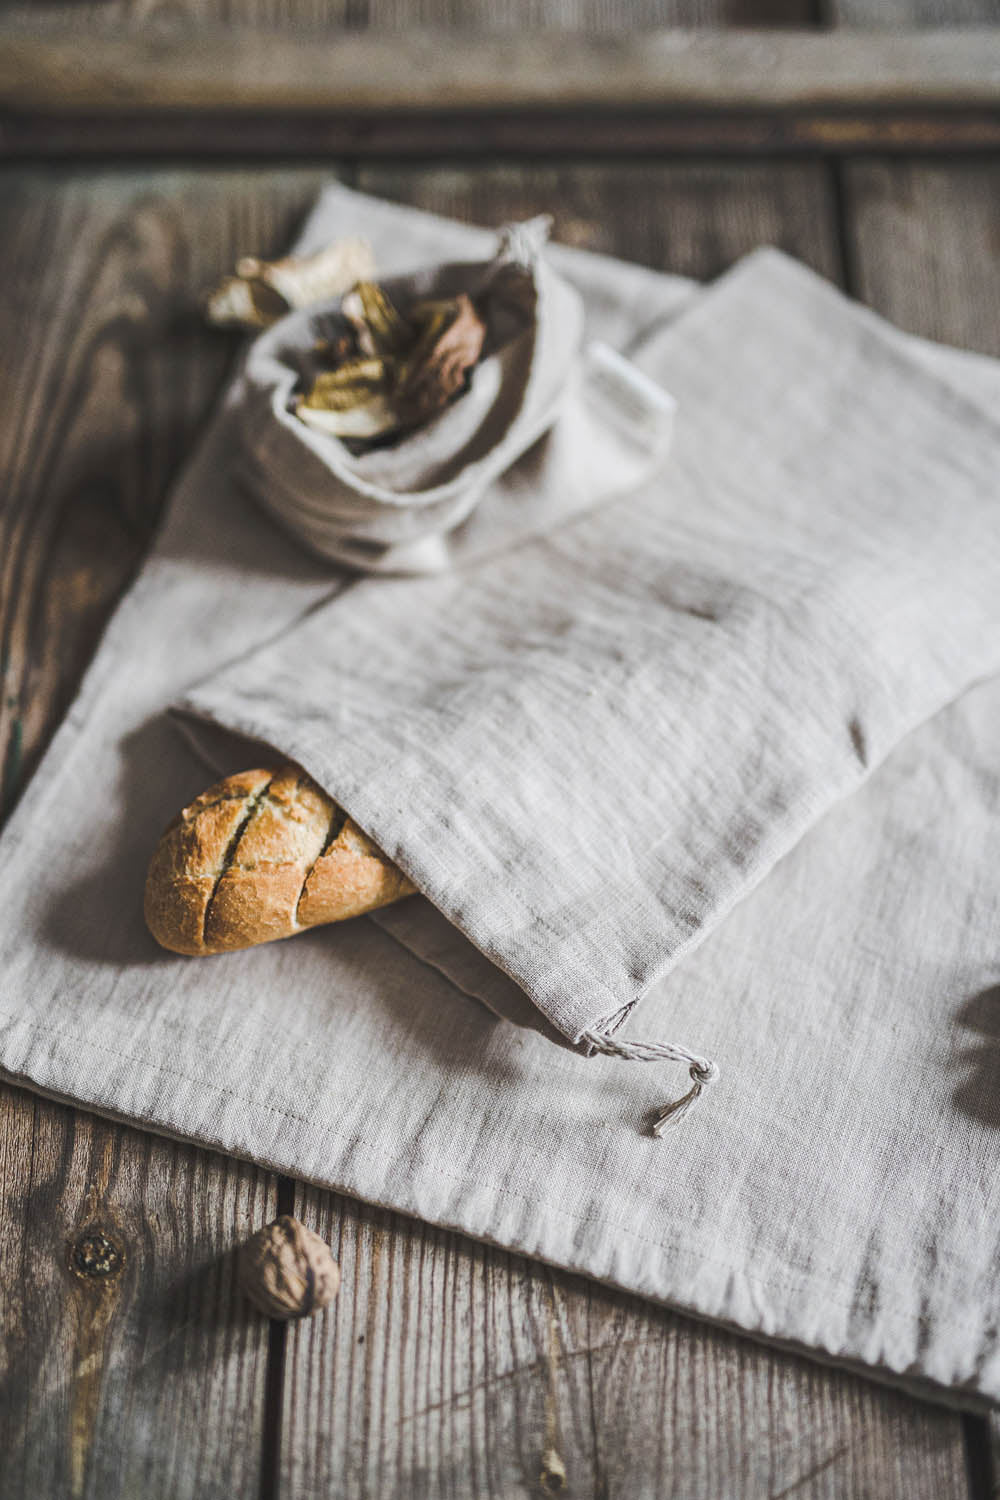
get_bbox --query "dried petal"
[206,237,376,331]
[395,293,487,426]
[342,281,414,358]
[238,237,375,311]
[205,274,288,330]
[297,283,486,444]
[296,354,400,439]
[299,356,394,413]
[297,394,399,439]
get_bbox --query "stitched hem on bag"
[0,1004,995,1409]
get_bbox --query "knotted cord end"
[580,1029,719,1139]
[650,1058,719,1135]
[497,214,554,268]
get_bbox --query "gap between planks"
[4,109,1000,158]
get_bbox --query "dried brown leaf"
[395,293,487,426]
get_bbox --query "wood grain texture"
[988,1412,1000,1496]
[843,159,1000,356]
[4,0,992,27]
[3,26,998,111]
[830,0,998,25]
[0,166,329,818]
[0,1081,278,1500]
[365,0,817,22]
[281,1186,973,1500]
[0,1,822,29]
[4,20,997,160]
[9,110,1000,159]
[357,160,843,282]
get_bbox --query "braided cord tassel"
[579,1029,719,1137]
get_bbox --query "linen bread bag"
[169,245,1000,1134]
[235,217,675,575]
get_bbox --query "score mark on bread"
[144,764,414,956]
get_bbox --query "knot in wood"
[71,1229,125,1280]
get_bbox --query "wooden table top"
[1,4,998,1497]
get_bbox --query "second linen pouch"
[237,216,675,576]
[179,248,1000,1130]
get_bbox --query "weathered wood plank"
[1,26,997,112]
[0,1082,278,1500]
[987,1411,1000,1496]
[364,0,817,25]
[281,1187,973,1500]
[0,166,329,818]
[843,159,1000,356]
[9,0,997,29]
[0,0,817,27]
[831,0,998,25]
[4,1,994,45]
[8,108,1000,158]
[280,159,972,1500]
[358,159,843,281]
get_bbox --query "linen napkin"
[1,183,999,1407]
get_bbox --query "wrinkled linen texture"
[1,183,998,1407]
[185,248,1000,1049]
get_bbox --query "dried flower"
[296,282,487,445]
[341,280,415,358]
[297,354,398,440]
[396,294,486,426]
[238,1215,340,1320]
[206,238,376,331]
[205,275,288,331]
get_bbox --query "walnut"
[238,1215,340,1320]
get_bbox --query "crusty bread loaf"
[144,764,414,956]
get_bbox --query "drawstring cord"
[579,1029,719,1136]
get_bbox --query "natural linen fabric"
[0,184,998,1408]
[182,247,1000,1057]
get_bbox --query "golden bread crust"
[143,763,415,956]
[297,819,414,927]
